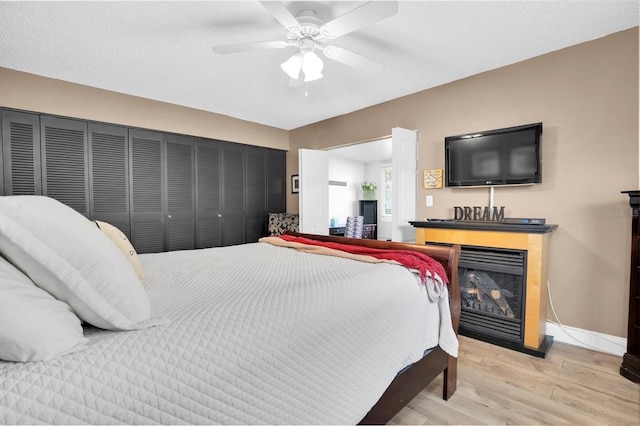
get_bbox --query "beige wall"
[0,67,289,150]
[289,28,639,339]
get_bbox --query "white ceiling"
[0,1,637,131]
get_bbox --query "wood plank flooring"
[390,336,640,425]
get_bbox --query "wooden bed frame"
[290,233,461,424]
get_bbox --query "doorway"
[298,128,417,242]
[326,138,392,240]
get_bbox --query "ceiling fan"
[211,1,398,84]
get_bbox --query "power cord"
[546,279,626,352]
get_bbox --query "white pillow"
[0,256,87,362]
[0,195,154,330]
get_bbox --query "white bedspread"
[0,242,457,424]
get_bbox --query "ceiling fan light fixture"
[303,69,323,82]
[214,1,398,87]
[301,50,324,82]
[281,53,302,79]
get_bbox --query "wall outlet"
[426,195,433,207]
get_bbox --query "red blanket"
[277,234,448,285]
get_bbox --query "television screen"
[445,123,542,187]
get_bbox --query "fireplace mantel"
[411,220,557,357]
[410,220,557,234]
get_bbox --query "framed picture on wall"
[423,169,443,189]
[291,175,299,194]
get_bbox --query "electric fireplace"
[411,220,558,358]
[457,246,526,344]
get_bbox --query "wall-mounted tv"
[445,122,542,187]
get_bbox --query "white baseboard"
[546,321,627,356]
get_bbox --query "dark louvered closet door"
[221,142,246,246]
[245,146,267,243]
[1,107,288,254]
[41,116,89,215]
[165,134,195,251]
[88,123,130,237]
[1,110,42,196]
[195,138,222,248]
[267,149,286,214]
[129,129,164,253]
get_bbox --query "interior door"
[245,145,268,243]
[298,148,329,235]
[391,127,417,242]
[195,138,222,248]
[129,129,165,253]
[165,134,196,251]
[41,116,90,216]
[88,122,130,238]
[1,110,41,196]
[221,142,246,246]
[267,149,286,214]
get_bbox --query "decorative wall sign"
[454,206,505,222]
[423,169,443,189]
[291,175,299,194]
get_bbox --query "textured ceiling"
[0,1,637,130]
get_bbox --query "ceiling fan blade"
[322,45,385,74]
[212,40,290,54]
[260,1,300,29]
[321,1,398,39]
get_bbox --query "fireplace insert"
[457,246,527,344]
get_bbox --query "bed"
[0,196,461,425]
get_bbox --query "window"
[382,167,392,216]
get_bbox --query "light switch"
[426,195,433,207]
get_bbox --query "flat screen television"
[445,122,542,187]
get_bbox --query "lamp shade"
[301,51,324,82]
[281,54,302,79]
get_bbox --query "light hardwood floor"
[390,336,640,425]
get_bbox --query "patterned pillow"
[345,216,364,238]
[268,213,299,236]
[94,221,145,284]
